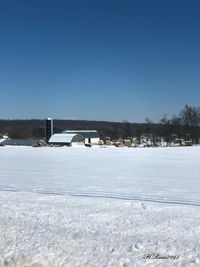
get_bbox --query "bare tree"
[180,105,200,143]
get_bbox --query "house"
[61,130,100,145]
[48,133,84,146]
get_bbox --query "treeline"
[156,105,200,144]
[0,105,200,143]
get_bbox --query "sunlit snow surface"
[0,146,200,266]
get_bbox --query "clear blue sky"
[0,0,200,122]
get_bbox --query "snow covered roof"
[49,134,83,144]
[1,139,38,146]
[64,130,97,132]
[61,130,100,139]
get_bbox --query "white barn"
[61,130,100,145]
[48,134,84,146]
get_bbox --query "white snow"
[0,146,200,266]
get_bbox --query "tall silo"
[45,118,53,142]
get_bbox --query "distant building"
[115,141,123,147]
[61,130,100,145]
[185,140,192,146]
[1,139,39,146]
[0,138,4,144]
[124,140,131,147]
[105,140,112,146]
[173,139,184,146]
[98,140,104,145]
[0,134,8,144]
[45,118,53,142]
[48,133,84,146]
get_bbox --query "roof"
[48,134,83,144]
[61,130,100,139]
[1,139,38,146]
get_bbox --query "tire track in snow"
[1,187,200,207]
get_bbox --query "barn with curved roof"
[48,134,84,146]
[61,130,100,144]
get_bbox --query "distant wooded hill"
[0,119,151,140]
[0,105,200,143]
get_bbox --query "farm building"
[45,118,53,142]
[61,130,100,144]
[185,140,192,146]
[48,133,84,146]
[124,140,131,147]
[1,139,39,146]
[173,139,184,146]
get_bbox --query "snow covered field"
[0,146,200,266]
